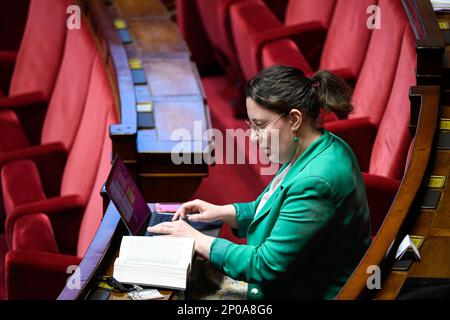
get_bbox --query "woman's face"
[246,97,299,164]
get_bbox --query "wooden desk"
[58,201,221,300]
[83,0,212,202]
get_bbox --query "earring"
[293,136,299,142]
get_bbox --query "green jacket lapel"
[250,130,334,226]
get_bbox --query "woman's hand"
[172,199,237,228]
[147,220,214,259]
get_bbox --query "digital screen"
[105,156,150,235]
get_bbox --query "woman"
[148,66,371,299]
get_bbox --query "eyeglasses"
[245,113,286,137]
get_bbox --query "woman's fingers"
[147,222,174,234]
[187,212,209,222]
[172,199,203,221]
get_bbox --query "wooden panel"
[127,19,189,58]
[144,60,202,97]
[409,237,450,278]
[373,272,408,300]
[114,0,169,18]
[153,98,207,140]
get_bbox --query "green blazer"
[209,130,371,299]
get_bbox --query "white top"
[254,163,292,218]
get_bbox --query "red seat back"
[195,0,243,67]
[9,0,70,99]
[40,17,97,150]
[60,54,115,204]
[76,110,117,257]
[320,0,376,77]
[369,27,416,180]
[350,0,409,126]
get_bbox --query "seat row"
[0,0,117,299]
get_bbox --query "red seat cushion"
[0,110,29,153]
[12,213,59,253]
[363,173,400,234]
[1,159,46,217]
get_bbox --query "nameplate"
[129,58,143,70]
[438,20,449,29]
[409,235,425,251]
[137,102,153,113]
[114,19,127,30]
[439,118,450,130]
[428,175,446,188]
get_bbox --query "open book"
[113,236,195,290]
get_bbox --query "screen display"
[105,156,150,235]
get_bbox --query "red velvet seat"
[1,54,114,250]
[261,0,375,82]
[329,26,416,235]
[184,0,288,76]
[323,0,410,172]
[5,107,117,299]
[0,16,98,207]
[0,0,69,101]
[230,0,336,81]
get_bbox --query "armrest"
[362,173,400,236]
[325,117,378,172]
[0,91,47,108]
[5,250,82,300]
[0,91,49,145]
[6,195,85,255]
[256,22,327,70]
[0,142,67,197]
[0,50,17,94]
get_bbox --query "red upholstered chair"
[0,16,98,210]
[1,54,114,253]
[230,0,336,81]
[179,0,287,77]
[261,0,375,84]
[329,26,417,235]
[0,0,70,102]
[323,0,410,172]
[5,109,116,299]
